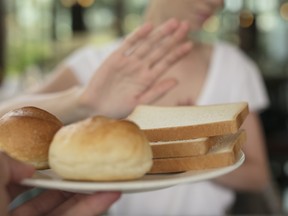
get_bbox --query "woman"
[107,0,271,215]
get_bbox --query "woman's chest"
[152,60,209,106]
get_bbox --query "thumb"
[0,152,35,185]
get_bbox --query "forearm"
[214,156,271,192]
[0,87,95,124]
[214,112,272,192]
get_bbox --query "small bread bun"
[49,116,152,181]
[0,106,63,169]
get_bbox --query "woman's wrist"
[77,86,112,118]
[43,86,97,124]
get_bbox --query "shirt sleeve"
[198,42,269,112]
[227,45,270,112]
[63,40,121,85]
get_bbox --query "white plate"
[21,151,245,194]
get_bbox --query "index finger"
[49,192,121,216]
[0,152,35,185]
[118,18,181,54]
[118,23,154,53]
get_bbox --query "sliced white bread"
[127,102,249,142]
[148,130,246,174]
[151,137,215,158]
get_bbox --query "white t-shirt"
[64,41,269,215]
[64,40,122,85]
[197,41,269,112]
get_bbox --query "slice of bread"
[148,130,246,174]
[127,102,249,142]
[151,137,215,158]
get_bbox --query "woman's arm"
[0,19,192,123]
[0,86,88,123]
[27,65,80,94]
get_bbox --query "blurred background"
[1,0,288,214]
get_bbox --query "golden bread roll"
[0,106,63,169]
[49,116,152,181]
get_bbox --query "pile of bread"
[128,103,248,174]
[0,102,248,181]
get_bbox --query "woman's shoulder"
[206,41,269,111]
[213,41,259,73]
[214,41,245,58]
[214,41,254,62]
[69,39,122,59]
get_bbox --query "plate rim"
[21,151,245,193]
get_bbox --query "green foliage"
[6,41,51,76]
[4,0,147,77]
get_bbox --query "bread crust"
[0,106,63,169]
[49,116,153,181]
[128,102,249,142]
[149,130,246,173]
[151,137,213,158]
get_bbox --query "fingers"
[48,192,121,216]
[0,152,35,216]
[146,21,191,67]
[116,19,192,82]
[7,184,33,201]
[119,23,154,54]
[11,190,74,216]
[0,152,35,185]
[137,78,178,104]
[119,18,182,58]
[132,19,180,58]
[11,191,121,216]
[152,41,192,74]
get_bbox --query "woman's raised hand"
[80,19,192,118]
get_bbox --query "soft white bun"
[0,106,63,169]
[49,116,152,181]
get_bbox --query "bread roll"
[0,106,63,169]
[49,116,152,181]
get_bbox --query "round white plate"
[21,151,244,194]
